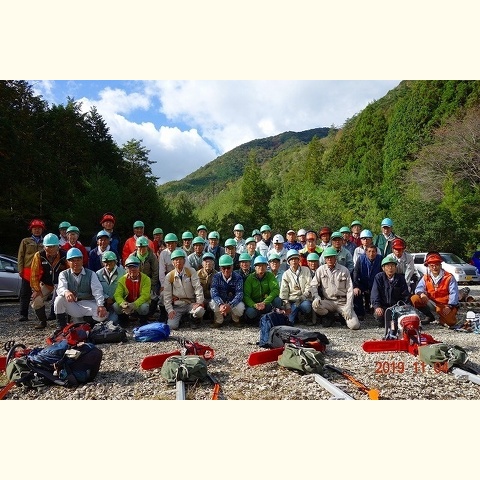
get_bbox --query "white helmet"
[297,229,307,236]
[273,234,285,244]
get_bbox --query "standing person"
[411,251,459,327]
[284,229,302,251]
[113,254,151,327]
[96,251,125,324]
[17,218,45,322]
[243,255,281,324]
[233,224,247,254]
[58,221,71,247]
[245,237,260,264]
[371,255,411,328]
[373,218,399,257]
[271,234,288,270]
[88,230,119,273]
[196,225,209,243]
[280,249,313,325]
[54,248,107,329]
[390,238,416,292]
[209,254,245,328]
[297,229,307,248]
[318,226,332,250]
[188,236,208,271]
[30,233,68,329]
[121,220,154,264]
[235,252,253,281]
[204,231,225,270]
[152,227,166,255]
[319,231,354,274]
[340,226,356,256]
[163,249,205,330]
[256,225,273,257]
[352,229,382,265]
[251,229,262,244]
[224,238,240,270]
[310,247,360,330]
[349,220,363,248]
[89,212,121,254]
[158,233,180,289]
[61,225,89,267]
[299,231,323,267]
[181,231,194,255]
[197,252,218,321]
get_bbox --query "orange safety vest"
[423,272,453,306]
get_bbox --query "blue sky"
[30,80,401,184]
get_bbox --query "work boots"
[34,306,48,329]
[56,313,68,330]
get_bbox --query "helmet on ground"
[43,233,59,247]
[360,229,373,239]
[319,226,332,236]
[100,213,115,224]
[251,229,261,236]
[29,219,46,230]
[287,249,300,261]
[339,226,351,234]
[381,255,398,266]
[164,233,178,242]
[260,225,271,233]
[66,226,80,234]
[392,238,406,250]
[330,231,342,240]
[239,253,252,262]
[102,251,117,262]
[323,247,338,258]
[170,249,186,261]
[66,248,83,260]
[133,220,145,228]
[208,231,220,240]
[153,228,163,235]
[202,252,215,261]
[297,229,307,236]
[273,234,284,244]
[350,220,362,227]
[193,236,205,245]
[219,254,234,267]
[224,238,237,248]
[245,237,256,245]
[307,252,320,262]
[125,254,141,266]
[254,255,268,265]
[58,221,71,229]
[97,230,111,239]
[136,236,149,247]
[268,252,281,262]
[381,218,393,227]
[424,252,443,266]
[233,224,244,231]
[197,225,208,232]
[182,231,194,240]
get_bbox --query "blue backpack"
[133,322,170,342]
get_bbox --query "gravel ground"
[2,286,480,401]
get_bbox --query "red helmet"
[100,212,116,224]
[29,219,46,230]
[424,252,443,266]
[319,226,332,236]
[392,238,406,250]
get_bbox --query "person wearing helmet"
[296,229,307,248]
[58,221,71,247]
[197,252,218,321]
[61,225,89,267]
[284,230,302,251]
[152,227,166,255]
[96,251,125,324]
[339,226,356,256]
[267,252,284,284]
[299,230,323,267]
[233,224,246,254]
[256,224,273,257]
[29,233,69,329]
[158,233,192,290]
[373,217,399,257]
[280,249,313,325]
[89,212,121,254]
[113,254,152,326]
[352,244,383,321]
[54,248,108,330]
[196,225,208,241]
[121,220,155,264]
[319,231,354,274]
[411,252,459,326]
[310,246,360,330]
[163,249,205,329]
[243,255,282,323]
[235,252,253,281]
[352,229,381,265]
[306,252,320,277]
[318,226,332,249]
[17,218,46,322]
[204,231,225,270]
[210,254,245,327]
[181,231,194,255]
[224,238,240,270]
[390,237,416,292]
[88,230,120,273]
[245,236,260,263]
[371,255,411,328]
[251,229,262,244]
[271,234,288,270]
[349,220,363,248]
[188,236,208,271]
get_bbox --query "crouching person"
[96,251,125,324]
[113,255,151,326]
[54,248,108,329]
[310,247,360,330]
[163,249,205,330]
[209,254,245,327]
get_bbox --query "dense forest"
[1,80,480,259]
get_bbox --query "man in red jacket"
[121,220,154,264]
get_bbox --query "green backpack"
[418,343,468,370]
[160,355,208,383]
[277,343,325,374]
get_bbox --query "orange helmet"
[424,252,443,266]
[319,226,332,236]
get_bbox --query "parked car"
[412,252,480,284]
[0,254,21,299]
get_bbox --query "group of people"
[16,214,461,334]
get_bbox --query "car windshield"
[441,253,466,264]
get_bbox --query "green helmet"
[339,226,351,234]
[164,233,178,242]
[233,223,244,232]
[323,247,338,258]
[125,254,141,266]
[219,254,234,267]
[102,251,118,262]
[202,252,215,261]
[208,231,220,240]
[224,238,237,248]
[136,236,149,247]
[182,231,194,240]
[268,252,281,262]
[58,221,71,229]
[197,225,207,232]
[351,220,362,227]
[193,236,205,245]
[260,224,271,233]
[153,228,163,235]
[170,249,186,260]
[330,231,342,240]
[43,233,59,247]
[66,247,83,260]
[382,255,398,266]
[66,225,79,234]
[245,237,256,245]
[286,249,300,261]
[251,229,261,236]
[307,252,320,262]
[239,252,252,262]
[133,220,145,228]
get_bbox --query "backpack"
[418,343,468,372]
[160,355,208,384]
[45,322,92,346]
[267,325,329,350]
[89,320,127,344]
[133,322,170,342]
[258,311,291,347]
[277,343,325,374]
